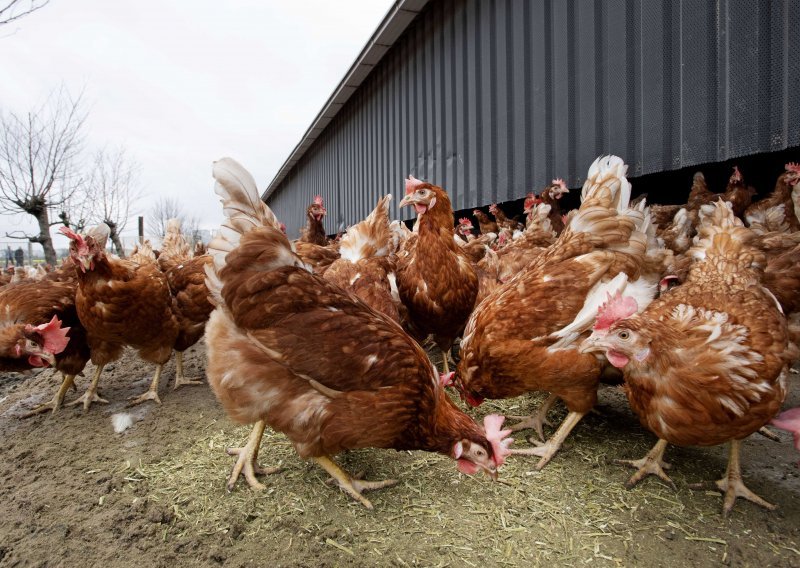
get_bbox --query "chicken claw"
[689,439,775,517]
[226,420,281,491]
[173,351,204,390]
[127,364,164,407]
[22,374,76,418]
[508,393,558,440]
[313,456,397,509]
[511,410,585,470]
[615,439,676,491]
[67,366,108,411]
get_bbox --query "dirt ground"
[0,344,798,568]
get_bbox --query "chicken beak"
[41,351,57,366]
[487,467,498,482]
[578,334,605,355]
[80,257,92,271]
[398,194,415,208]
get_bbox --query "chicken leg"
[313,455,397,509]
[225,420,282,491]
[508,393,558,441]
[511,410,585,470]
[691,439,776,517]
[67,366,109,411]
[127,364,164,406]
[173,351,204,389]
[615,438,676,490]
[22,373,76,417]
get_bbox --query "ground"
[0,345,798,568]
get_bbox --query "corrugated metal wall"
[267,0,800,237]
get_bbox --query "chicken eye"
[475,448,485,458]
[618,330,630,340]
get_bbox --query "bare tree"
[147,196,198,240]
[0,0,49,27]
[80,147,142,257]
[0,87,87,264]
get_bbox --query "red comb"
[594,292,638,331]
[732,166,742,181]
[313,195,324,206]
[405,175,426,195]
[786,163,800,174]
[458,217,472,225]
[25,315,70,355]
[59,226,83,243]
[483,414,513,467]
[552,178,567,190]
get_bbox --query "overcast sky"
[1,0,394,250]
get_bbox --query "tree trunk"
[34,208,57,265]
[111,231,126,258]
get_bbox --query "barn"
[263,0,799,237]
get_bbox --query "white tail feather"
[206,158,302,300]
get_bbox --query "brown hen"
[398,177,479,373]
[60,223,179,410]
[158,218,214,388]
[203,158,512,508]
[581,201,793,515]
[457,156,662,469]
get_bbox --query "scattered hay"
[132,387,800,566]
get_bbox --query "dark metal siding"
[267,0,800,237]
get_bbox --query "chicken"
[59,223,179,410]
[488,203,520,232]
[455,217,475,243]
[323,195,401,323]
[649,204,683,230]
[158,218,214,388]
[489,202,555,284]
[659,207,695,255]
[580,201,793,515]
[536,178,569,234]
[203,158,512,508]
[722,166,757,218]
[472,209,498,235]
[128,239,157,264]
[456,156,660,469]
[292,241,340,274]
[0,275,90,416]
[398,176,479,373]
[299,195,329,246]
[745,163,800,231]
[686,171,716,211]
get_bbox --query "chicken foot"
[173,351,204,389]
[226,420,282,491]
[615,438,676,490]
[507,393,558,441]
[313,455,397,509]
[689,439,776,517]
[511,410,585,470]
[67,366,109,412]
[22,374,76,417]
[127,364,164,406]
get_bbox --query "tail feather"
[161,218,190,259]
[207,158,302,296]
[338,195,393,262]
[580,155,631,214]
[690,201,757,266]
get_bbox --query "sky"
[0,0,394,251]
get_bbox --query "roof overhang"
[262,0,429,201]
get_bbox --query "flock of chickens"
[3,155,800,516]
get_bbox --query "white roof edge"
[262,0,429,200]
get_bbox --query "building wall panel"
[267,0,800,236]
